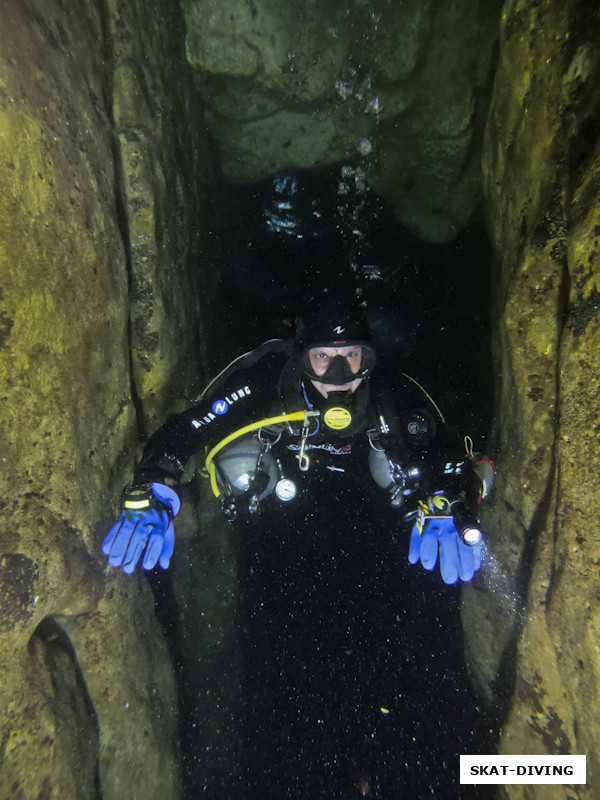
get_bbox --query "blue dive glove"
[408,499,482,584]
[102,483,181,574]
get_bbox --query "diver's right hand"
[102,483,181,574]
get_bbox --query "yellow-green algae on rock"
[0,0,212,797]
[2,0,600,797]
[463,1,600,797]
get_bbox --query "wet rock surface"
[182,0,501,243]
[1,0,600,798]
[462,2,600,797]
[0,0,214,797]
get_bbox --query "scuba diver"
[103,296,492,582]
[102,296,495,798]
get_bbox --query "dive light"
[450,501,483,546]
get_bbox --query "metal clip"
[297,419,311,472]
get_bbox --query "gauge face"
[275,478,297,502]
[323,406,352,430]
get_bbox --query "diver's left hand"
[408,516,482,584]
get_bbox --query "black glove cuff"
[121,483,160,513]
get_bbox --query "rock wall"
[463,1,600,797]
[0,0,216,797]
[2,0,599,797]
[182,0,501,243]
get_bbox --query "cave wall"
[182,0,502,244]
[2,0,600,798]
[0,0,217,797]
[463,1,600,797]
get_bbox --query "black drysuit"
[135,341,488,799]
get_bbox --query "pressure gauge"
[275,478,297,502]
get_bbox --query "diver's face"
[308,345,363,398]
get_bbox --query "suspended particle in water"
[357,137,373,156]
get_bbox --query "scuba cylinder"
[213,437,279,502]
[204,410,319,521]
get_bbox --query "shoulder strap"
[195,339,293,402]
[399,372,446,424]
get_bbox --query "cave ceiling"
[181,0,502,243]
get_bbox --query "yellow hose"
[205,410,318,498]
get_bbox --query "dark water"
[214,166,493,444]
[233,475,499,799]
[155,166,500,798]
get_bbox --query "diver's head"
[295,296,376,399]
[305,344,364,398]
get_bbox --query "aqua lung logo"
[212,399,229,415]
[191,386,251,428]
[333,325,345,334]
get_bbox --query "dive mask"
[301,343,376,383]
